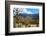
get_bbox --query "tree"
[13,8,24,23]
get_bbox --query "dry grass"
[13,16,39,28]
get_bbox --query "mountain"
[19,13,39,19]
[19,13,32,17]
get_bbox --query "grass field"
[13,15,39,28]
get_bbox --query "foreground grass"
[13,16,39,28]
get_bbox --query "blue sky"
[26,8,39,14]
[13,8,39,16]
[18,8,39,14]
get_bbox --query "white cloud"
[19,9,32,14]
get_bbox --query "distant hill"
[19,13,32,17]
[18,13,39,19]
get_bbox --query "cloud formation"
[19,8,32,14]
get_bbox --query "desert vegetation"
[13,15,39,28]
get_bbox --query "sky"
[13,8,39,16]
[19,8,39,14]
[27,8,39,14]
